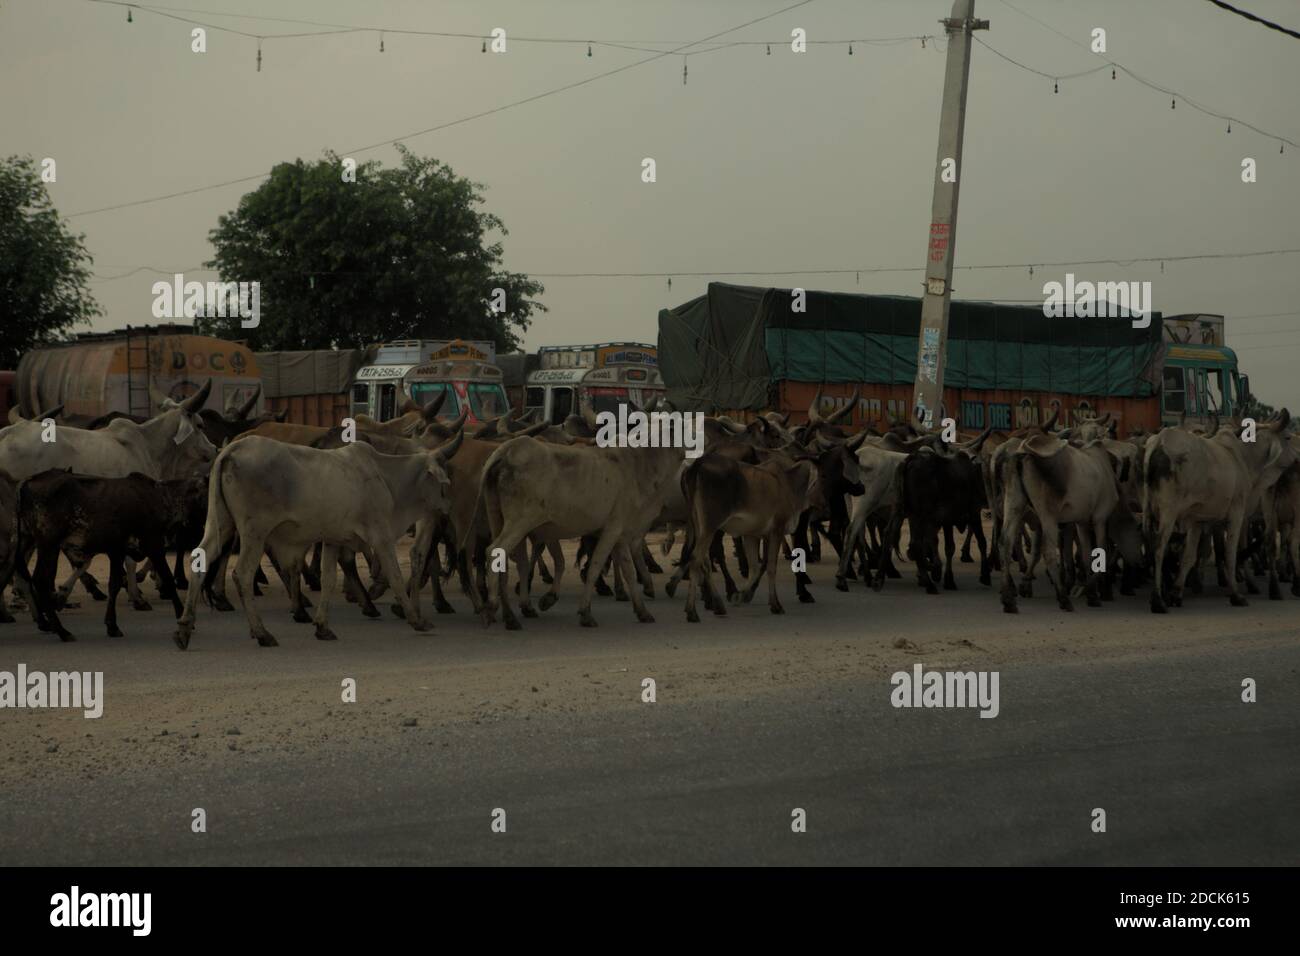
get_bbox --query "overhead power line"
[1203,0,1300,40]
[89,245,1300,282]
[69,0,827,217]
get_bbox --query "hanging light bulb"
[587,43,592,57]
[682,58,687,85]
[848,43,853,55]
[379,33,385,53]
[1281,142,1286,154]
[667,277,672,290]
[855,271,860,286]
[921,36,926,49]
[1028,265,1034,277]
[1227,122,1231,133]
[1053,79,1058,94]
[256,40,262,72]
[481,40,487,53]
[1171,98,1176,109]
[1111,67,1115,79]
[127,8,133,23]
[766,43,771,55]
[1160,261,1165,274]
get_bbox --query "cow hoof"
[594,582,612,598]
[636,609,655,624]
[539,593,558,612]
[943,579,957,591]
[409,618,434,633]
[686,609,700,623]
[769,603,785,615]
[1229,594,1249,607]
[521,604,538,619]
[315,625,338,641]
[642,585,655,600]
[212,595,235,613]
[1292,582,1300,598]
[798,591,815,604]
[924,584,939,596]
[435,600,455,615]
[173,628,191,651]
[664,581,679,599]
[1169,593,1183,608]
[614,590,629,603]
[107,625,124,638]
[712,604,727,617]
[979,574,992,587]
[57,630,76,642]
[252,631,279,647]
[578,611,597,628]
[292,609,311,624]
[727,592,742,605]
[1244,579,1260,596]
[835,578,848,592]
[1002,601,1018,614]
[1150,600,1167,614]
[960,553,974,564]
[1017,582,1033,599]
[1058,598,1074,612]
[1268,582,1283,601]
[872,577,885,593]
[173,578,188,591]
[0,612,12,625]
[1086,596,1102,608]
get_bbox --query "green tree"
[198,146,544,351]
[0,155,100,368]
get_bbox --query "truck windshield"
[409,382,461,419]
[468,383,509,420]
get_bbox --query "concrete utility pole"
[911,1,988,429]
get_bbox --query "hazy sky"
[4,0,1298,404]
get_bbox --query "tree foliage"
[198,147,544,351]
[0,155,100,368]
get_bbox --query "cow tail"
[462,443,507,554]
[677,458,704,569]
[199,450,237,606]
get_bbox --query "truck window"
[468,383,509,420]
[1162,367,1185,415]
[409,382,460,418]
[379,383,397,421]
[525,387,545,411]
[351,383,371,418]
[551,387,574,425]
[590,389,626,417]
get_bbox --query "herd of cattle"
[0,378,1297,650]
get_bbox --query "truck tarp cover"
[658,282,1163,411]
[255,348,369,398]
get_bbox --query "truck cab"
[350,339,508,425]
[523,342,665,425]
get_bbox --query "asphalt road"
[1,545,1297,865]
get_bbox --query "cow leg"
[710,532,738,602]
[405,521,434,622]
[427,537,456,615]
[641,542,663,576]
[339,550,381,617]
[1020,526,1043,598]
[172,547,189,591]
[959,527,974,563]
[577,528,621,628]
[684,522,721,623]
[103,555,126,638]
[942,525,958,590]
[277,547,312,624]
[1170,524,1203,608]
[204,550,236,612]
[35,546,74,641]
[1079,524,1103,608]
[366,539,429,633]
[1223,511,1250,607]
[517,541,539,618]
[736,536,762,604]
[1263,502,1283,600]
[615,543,654,623]
[837,501,868,591]
[303,541,323,592]
[230,534,278,647]
[973,520,991,587]
[312,545,340,640]
[999,493,1027,612]
[630,537,655,599]
[539,542,565,612]
[1148,517,1177,614]
[765,530,785,615]
[1037,518,1073,612]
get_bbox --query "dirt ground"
[3,527,1296,797]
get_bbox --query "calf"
[680,451,819,621]
[15,470,189,640]
[900,445,989,594]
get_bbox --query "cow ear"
[173,415,196,445]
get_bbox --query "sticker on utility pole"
[920,328,940,384]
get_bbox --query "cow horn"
[7,408,24,425]
[35,403,64,421]
[1095,411,1111,426]
[1042,405,1060,432]
[181,378,213,413]
[826,387,859,424]
[434,425,465,462]
[1271,408,1292,431]
[779,411,792,428]
[517,420,550,438]
[421,389,448,421]
[644,394,660,413]
[581,401,599,430]
[845,428,870,452]
[234,384,261,420]
[808,387,824,424]
[965,424,994,453]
